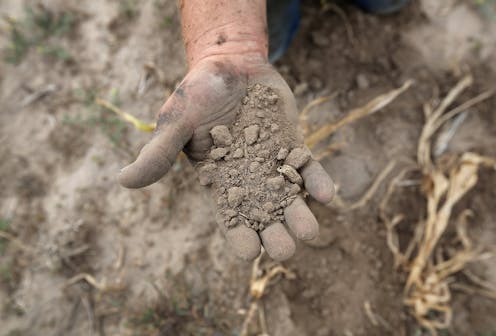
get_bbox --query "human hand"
[119,54,334,261]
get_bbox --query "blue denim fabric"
[267,0,410,62]
[352,0,410,14]
[267,0,300,63]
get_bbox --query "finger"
[119,86,194,188]
[119,125,191,188]
[284,196,319,241]
[225,225,261,261]
[259,222,296,261]
[300,160,335,204]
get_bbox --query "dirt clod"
[197,163,217,186]
[227,187,246,207]
[244,124,260,145]
[210,147,229,160]
[285,147,312,169]
[195,84,308,232]
[277,147,289,160]
[210,125,233,146]
[267,176,285,191]
[232,148,244,158]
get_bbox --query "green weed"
[128,272,227,336]
[119,0,139,19]
[0,262,13,284]
[2,5,75,64]
[475,0,496,20]
[0,219,10,256]
[161,15,173,28]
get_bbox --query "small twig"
[300,92,339,135]
[258,301,269,335]
[364,301,379,326]
[313,141,347,161]
[463,269,496,292]
[113,243,125,271]
[433,88,495,131]
[21,84,57,107]
[306,80,413,148]
[238,212,250,220]
[64,273,125,292]
[62,244,90,258]
[451,283,496,300]
[95,98,156,132]
[364,301,392,331]
[81,294,95,336]
[338,159,400,211]
[322,3,355,45]
[239,301,259,336]
[0,230,34,252]
[58,298,81,336]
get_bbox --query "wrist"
[180,0,268,69]
[184,24,268,69]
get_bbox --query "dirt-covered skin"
[197,84,316,258]
[119,57,335,261]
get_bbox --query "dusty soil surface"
[1,1,496,336]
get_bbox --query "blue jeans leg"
[267,0,411,62]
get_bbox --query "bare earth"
[1,1,496,335]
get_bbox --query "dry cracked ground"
[1,0,496,335]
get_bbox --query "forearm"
[179,0,268,68]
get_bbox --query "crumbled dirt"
[197,84,312,232]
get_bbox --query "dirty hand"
[119,0,335,261]
[119,55,334,261]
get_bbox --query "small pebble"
[285,147,312,169]
[356,73,370,89]
[256,110,265,118]
[217,196,226,206]
[270,123,280,132]
[244,125,260,145]
[258,150,270,159]
[259,131,269,141]
[267,94,278,105]
[266,176,285,191]
[262,202,275,212]
[210,125,232,146]
[197,163,216,185]
[227,187,245,207]
[249,161,260,172]
[277,148,289,160]
[255,157,264,163]
[210,147,229,161]
[232,148,244,158]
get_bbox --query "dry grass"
[240,250,295,336]
[378,74,496,335]
[95,97,156,132]
[304,80,413,149]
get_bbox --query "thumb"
[119,91,193,189]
